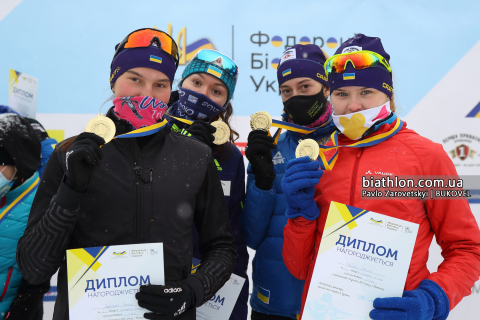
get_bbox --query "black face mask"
[283,90,328,126]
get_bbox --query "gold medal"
[250,111,272,131]
[211,121,230,145]
[295,139,320,161]
[85,114,116,144]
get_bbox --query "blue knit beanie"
[328,34,393,98]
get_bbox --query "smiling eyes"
[129,77,166,88]
[335,90,372,97]
[191,79,224,96]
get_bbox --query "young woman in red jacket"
[281,34,480,320]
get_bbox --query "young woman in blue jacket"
[0,114,41,319]
[241,44,336,320]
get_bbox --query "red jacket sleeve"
[414,141,480,309]
[283,214,318,280]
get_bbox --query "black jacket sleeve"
[186,156,237,307]
[229,154,249,277]
[16,145,85,285]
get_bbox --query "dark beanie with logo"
[328,34,393,98]
[277,44,329,87]
[110,44,177,87]
[0,113,40,179]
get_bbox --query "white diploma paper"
[67,243,164,320]
[192,258,246,319]
[303,201,419,320]
[8,69,38,118]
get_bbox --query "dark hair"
[211,101,239,160]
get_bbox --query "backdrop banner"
[1,1,479,319]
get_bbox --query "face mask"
[113,96,168,130]
[172,86,226,122]
[332,101,391,140]
[282,90,328,126]
[0,167,16,198]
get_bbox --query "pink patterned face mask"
[113,96,168,130]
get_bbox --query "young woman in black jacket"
[16,28,237,320]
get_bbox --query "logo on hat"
[280,48,296,65]
[212,57,223,68]
[343,73,355,80]
[382,83,393,92]
[150,55,163,64]
[342,46,362,53]
[282,69,292,77]
[207,65,223,78]
[317,73,328,82]
[110,67,121,82]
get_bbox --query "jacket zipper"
[129,139,142,244]
[350,148,363,206]
[0,267,13,301]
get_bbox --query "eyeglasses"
[113,28,179,67]
[193,49,239,82]
[324,50,391,74]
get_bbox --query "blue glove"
[370,279,449,320]
[281,156,323,220]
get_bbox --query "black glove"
[3,278,49,320]
[184,120,216,147]
[245,130,276,190]
[64,133,104,192]
[136,283,195,320]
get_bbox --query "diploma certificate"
[303,202,419,320]
[192,258,246,320]
[67,243,164,320]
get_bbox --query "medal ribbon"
[318,117,403,171]
[113,119,169,139]
[164,114,194,126]
[268,118,333,145]
[0,176,40,224]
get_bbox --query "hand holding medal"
[166,114,230,145]
[211,121,230,145]
[250,111,272,132]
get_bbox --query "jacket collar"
[7,171,39,199]
[336,115,407,145]
[286,117,336,142]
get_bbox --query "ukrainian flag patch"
[282,69,292,77]
[257,286,270,304]
[343,73,355,80]
[150,55,162,64]
[207,65,223,78]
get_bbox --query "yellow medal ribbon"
[113,119,169,139]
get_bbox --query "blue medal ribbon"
[113,119,169,139]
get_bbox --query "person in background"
[24,118,58,177]
[0,108,57,320]
[16,28,236,320]
[167,49,248,320]
[241,44,336,319]
[0,114,41,319]
[0,106,58,177]
[282,34,480,320]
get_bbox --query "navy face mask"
[172,86,226,123]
